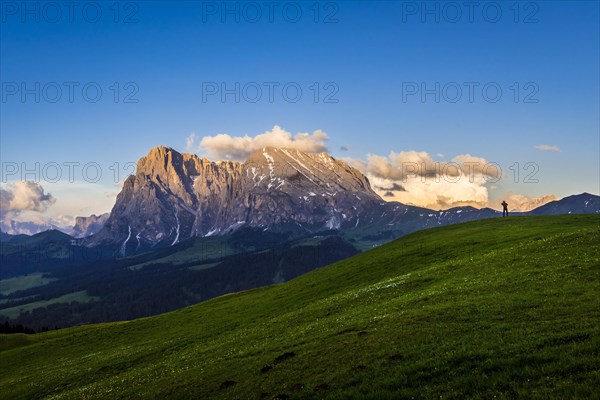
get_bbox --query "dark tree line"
[0,320,57,334]
[1,236,358,330]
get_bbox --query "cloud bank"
[489,193,558,212]
[198,125,329,161]
[345,151,503,209]
[0,181,55,213]
[0,181,60,234]
[346,151,555,211]
[189,126,558,211]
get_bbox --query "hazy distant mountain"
[70,213,110,238]
[0,213,108,238]
[528,193,599,215]
[89,146,600,255]
[0,219,64,236]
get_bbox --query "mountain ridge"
[88,146,600,254]
[90,146,384,252]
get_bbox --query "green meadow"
[1,215,598,399]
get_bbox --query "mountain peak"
[146,145,177,158]
[91,145,384,250]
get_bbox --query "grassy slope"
[1,215,598,399]
[0,273,56,296]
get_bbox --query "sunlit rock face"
[88,146,600,255]
[90,146,382,251]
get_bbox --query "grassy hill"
[1,215,598,399]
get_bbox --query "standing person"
[501,200,509,217]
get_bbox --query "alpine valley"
[1,146,598,329]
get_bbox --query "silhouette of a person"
[501,200,508,217]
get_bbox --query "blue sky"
[1,1,598,226]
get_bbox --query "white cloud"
[346,152,484,208]
[0,181,61,234]
[199,125,330,161]
[367,174,490,209]
[348,150,509,209]
[491,193,558,212]
[351,148,558,210]
[534,144,561,152]
[0,181,55,213]
[350,151,501,183]
[186,133,196,151]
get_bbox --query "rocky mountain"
[528,192,600,215]
[90,146,600,255]
[90,146,382,253]
[70,213,110,238]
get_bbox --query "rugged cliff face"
[90,146,383,253]
[70,213,109,238]
[90,146,600,255]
